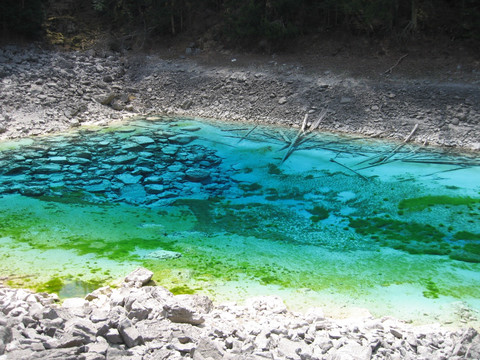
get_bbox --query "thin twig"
[385,53,408,74]
[330,158,369,181]
[237,125,258,143]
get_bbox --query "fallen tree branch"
[330,158,369,181]
[281,114,309,163]
[385,54,408,75]
[237,125,258,143]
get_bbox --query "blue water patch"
[0,116,479,326]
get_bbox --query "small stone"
[169,134,197,145]
[116,173,142,185]
[124,267,153,287]
[181,126,201,132]
[144,250,182,260]
[390,328,403,339]
[131,136,155,145]
[49,156,68,164]
[278,97,287,105]
[117,319,143,348]
[161,145,179,155]
[109,154,137,164]
[104,328,123,344]
[144,184,165,194]
[185,168,210,182]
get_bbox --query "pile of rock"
[0,121,233,206]
[1,268,479,359]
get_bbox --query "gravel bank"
[0,44,479,150]
[1,268,479,360]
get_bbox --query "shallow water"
[0,116,479,327]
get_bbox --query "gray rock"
[161,145,180,155]
[192,337,223,360]
[64,318,97,344]
[390,328,403,339]
[185,168,210,182]
[57,334,85,348]
[104,328,123,344]
[124,268,154,288]
[169,134,197,145]
[116,173,142,185]
[131,136,155,146]
[85,180,112,193]
[144,184,165,194]
[278,97,287,105]
[276,338,300,359]
[120,184,147,203]
[86,339,109,355]
[181,126,201,132]
[49,156,68,164]
[68,157,91,165]
[97,93,117,106]
[117,318,143,348]
[164,295,212,325]
[81,352,106,360]
[0,319,12,355]
[127,300,150,321]
[333,342,372,360]
[20,186,45,197]
[109,155,137,164]
[35,164,62,174]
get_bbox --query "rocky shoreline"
[0,44,479,150]
[0,268,479,360]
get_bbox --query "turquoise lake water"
[0,116,479,327]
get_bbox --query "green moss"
[399,196,480,212]
[169,285,197,295]
[464,243,480,255]
[267,163,282,175]
[453,231,480,241]
[174,198,297,244]
[349,216,450,256]
[239,183,262,192]
[449,251,480,263]
[449,238,480,263]
[308,206,329,222]
[36,277,64,293]
[422,279,440,299]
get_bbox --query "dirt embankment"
[0,43,479,150]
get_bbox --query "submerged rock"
[144,250,182,260]
[185,168,210,182]
[169,134,197,145]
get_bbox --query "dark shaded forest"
[1,0,479,50]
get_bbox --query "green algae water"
[0,116,479,327]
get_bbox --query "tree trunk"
[411,0,418,31]
[171,0,176,35]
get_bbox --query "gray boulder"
[117,318,143,348]
[124,268,154,288]
[163,295,212,325]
